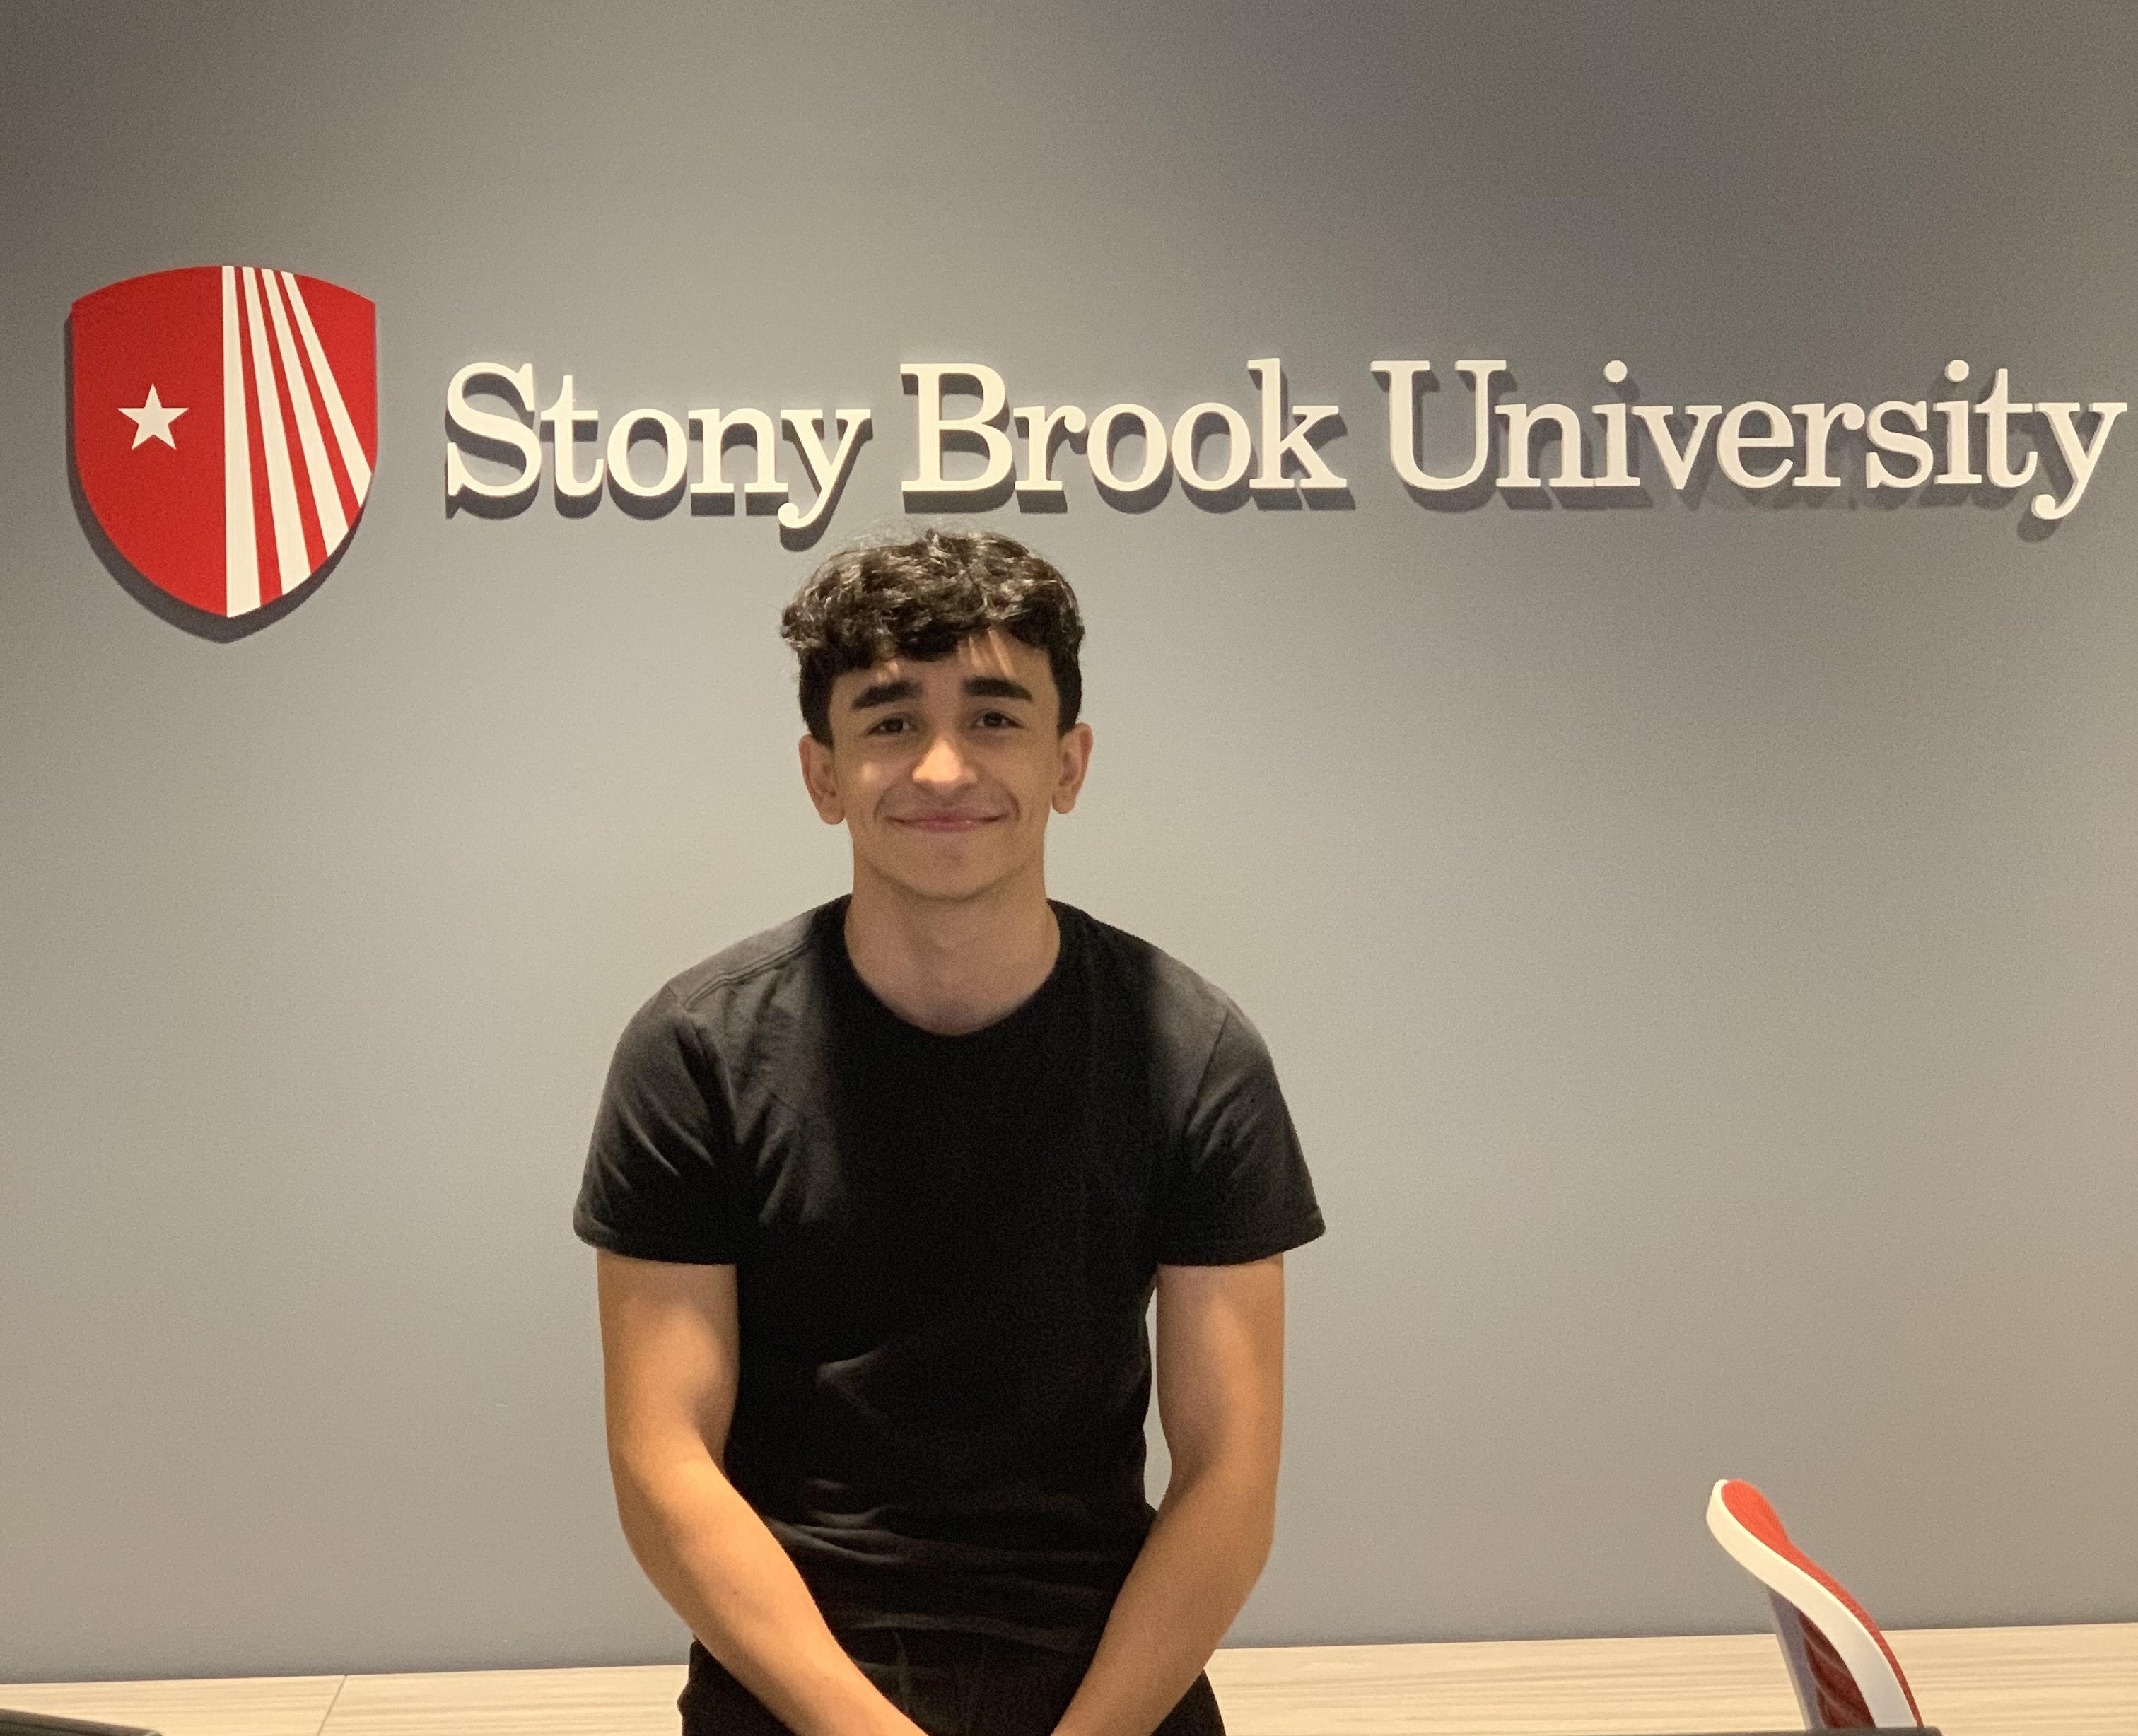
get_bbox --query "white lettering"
[1591,364,1637,487]
[606,409,687,502]
[1631,404,1721,491]
[1014,404,1087,500]
[1247,359,1346,494]
[1497,401,1590,488]
[1087,403,1168,493]
[539,373,604,501]
[780,409,872,532]
[440,356,2124,527]
[1172,401,1254,493]
[1865,401,1933,489]
[1792,402,1865,488]
[1716,401,1794,489]
[445,362,541,504]
[1934,360,1980,485]
[2031,400,2127,520]
[902,363,1013,502]
[1974,368,2037,491]
[1372,360,1504,491]
[689,408,787,505]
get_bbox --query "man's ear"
[1051,721,1094,815]
[799,733,845,824]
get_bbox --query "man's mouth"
[890,811,1005,833]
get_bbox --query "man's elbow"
[606,1427,716,1542]
[1165,1448,1280,1571]
[606,1441,669,1554]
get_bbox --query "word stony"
[444,362,868,532]
[444,358,2125,529]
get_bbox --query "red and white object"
[71,266,376,619]
[1706,1478,1924,1730]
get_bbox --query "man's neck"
[843,869,1061,1036]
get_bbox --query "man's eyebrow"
[848,676,922,710]
[963,675,1034,703]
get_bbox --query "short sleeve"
[1155,1005,1325,1265]
[573,985,748,1264]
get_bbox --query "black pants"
[679,1631,1227,1736]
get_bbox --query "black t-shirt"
[574,899,1324,1651]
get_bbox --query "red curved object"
[1707,1478,1923,1730]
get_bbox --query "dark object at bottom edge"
[0,1712,161,1736]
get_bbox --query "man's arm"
[1052,1255,1287,1736]
[595,1250,926,1736]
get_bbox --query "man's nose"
[912,731,976,789]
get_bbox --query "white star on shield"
[120,385,188,450]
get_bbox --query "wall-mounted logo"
[71,266,376,628]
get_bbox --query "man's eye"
[976,710,1020,729]
[866,716,911,735]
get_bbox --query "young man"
[576,529,1323,1736]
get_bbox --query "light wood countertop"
[4,1624,2129,1736]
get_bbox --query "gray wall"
[4,0,2133,1684]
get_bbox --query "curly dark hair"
[780,528,1085,744]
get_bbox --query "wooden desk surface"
[3,1624,2130,1736]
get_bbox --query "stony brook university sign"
[71,266,376,623]
[445,356,2127,542]
[62,261,2134,635]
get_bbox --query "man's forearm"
[1050,1458,1276,1736]
[613,1451,923,1736]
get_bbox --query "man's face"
[800,630,1093,907]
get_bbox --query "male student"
[576,528,1323,1736]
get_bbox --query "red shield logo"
[71,266,376,621]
